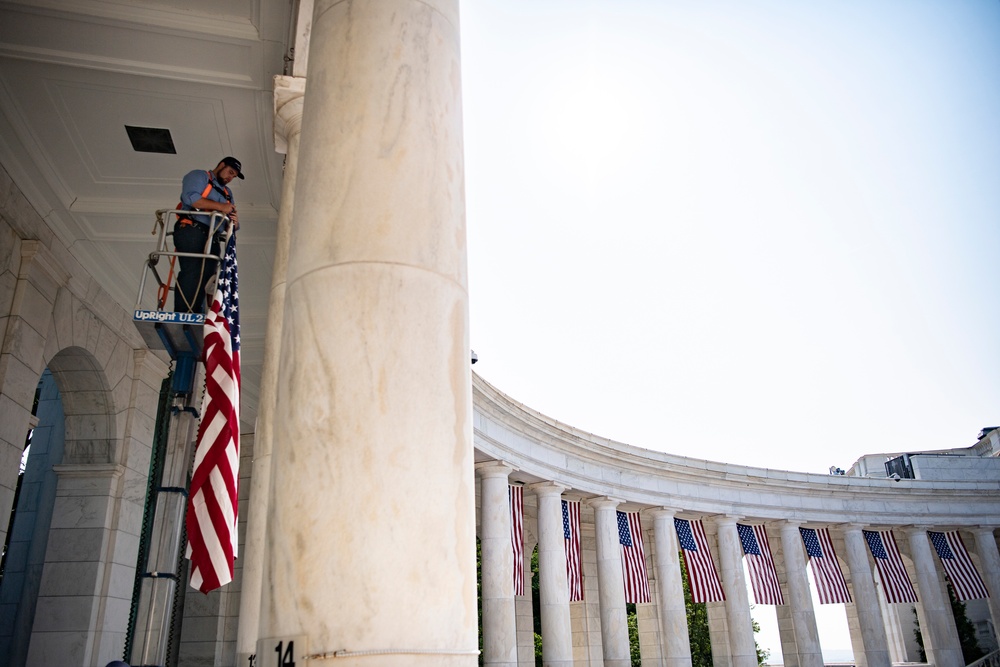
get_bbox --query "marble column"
[477,462,517,667]
[841,525,891,667]
[972,527,1000,647]
[237,74,306,663]
[715,516,757,667]
[649,508,692,667]
[258,0,476,664]
[905,527,963,667]
[590,497,630,667]
[778,522,823,667]
[530,482,573,667]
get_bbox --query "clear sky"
[460,0,1000,659]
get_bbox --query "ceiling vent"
[125,126,176,154]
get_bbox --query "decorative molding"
[4,0,261,42]
[273,75,306,154]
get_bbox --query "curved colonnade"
[471,373,1000,667]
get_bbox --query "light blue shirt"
[180,169,234,227]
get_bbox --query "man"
[173,156,243,313]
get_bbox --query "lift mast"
[127,209,232,667]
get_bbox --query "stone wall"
[0,163,168,666]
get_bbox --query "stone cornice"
[472,372,1000,528]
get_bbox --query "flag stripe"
[800,527,851,604]
[510,485,524,596]
[929,530,989,601]
[675,518,725,603]
[864,529,917,604]
[186,234,241,594]
[618,511,651,603]
[563,500,584,601]
[739,524,784,605]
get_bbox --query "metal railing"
[134,208,234,313]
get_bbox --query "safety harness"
[176,170,233,227]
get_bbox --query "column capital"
[474,460,516,479]
[839,523,866,534]
[273,75,307,153]
[644,506,678,520]
[714,514,743,527]
[780,519,805,529]
[527,480,567,497]
[902,525,934,535]
[587,496,623,511]
[974,525,1000,536]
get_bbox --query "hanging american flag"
[928,531,989,601]
[863,529,917,604]
[675,518,725,603]
[563,500,584,601]
[187,233,241,593]
[799,527,851,604]
[510,484,524,596]
[617,511,650,603]
[738,524,784,605]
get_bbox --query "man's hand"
[229,208,240,230]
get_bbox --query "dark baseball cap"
[220,156,245,179]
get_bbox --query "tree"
[914,582,985,664]
[680,559,714,667]
[750,608,771,666]
[477,538,483,666]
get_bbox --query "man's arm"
[181,170,237,226]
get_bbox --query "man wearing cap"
[173,157,244,313]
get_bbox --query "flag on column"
[562,499,584,601]
[187,234,241,593]
[510,484,524,596]
[799,527,851,604]
[738,523,784,605]
[675,518,725,603]
[617,511,651,603]
[928,530,989,601]
[863,529,917,604]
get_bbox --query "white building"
[0,1,997,666]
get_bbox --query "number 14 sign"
[256,635,308,667]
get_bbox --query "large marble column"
[842,525,891,667]
[715,515,757,667]
[590,497,630,667]
[778,521,823,667]
[972,527,1000,647]
[477,462,518,667]
[905,528,963,667]
[649,508,692,667]
[237,73,305,662]
[530,482,573,667]
[258,0,476,664]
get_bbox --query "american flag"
[510,485,524,596]
[675,518,725,603]
[617,511,650,603]
[187,234,241,593]
[863,530,917,604]
[562,500,583,601]
[738,524,784,605]
[799,528,851,604]
[928,530,989,601]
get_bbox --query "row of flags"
[507,486,990,607]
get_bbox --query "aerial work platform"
[128,207,234,667]
[133,208,233,359]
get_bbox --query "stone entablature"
[472,373,1000,527]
